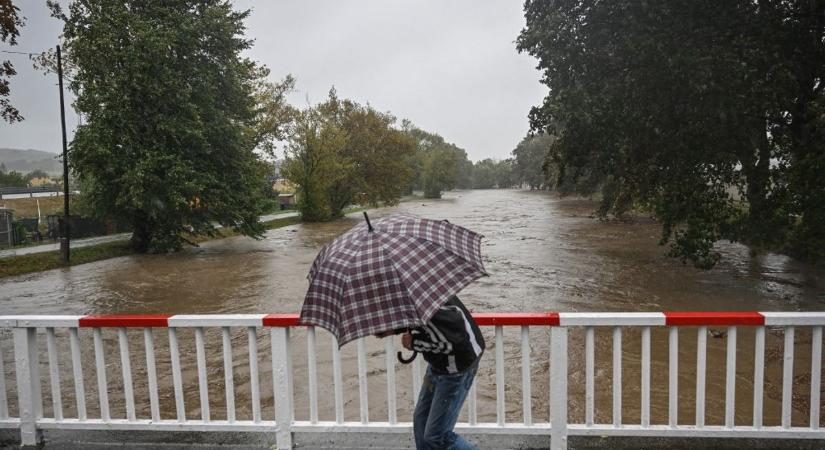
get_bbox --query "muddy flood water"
[1,189,824,428]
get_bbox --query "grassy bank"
[0,215,303,279]
[0,196,78,219]
[0,240,133,278]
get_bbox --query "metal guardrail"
[1,186,58,195]
[0,186,61,198]
[0,312,823,449]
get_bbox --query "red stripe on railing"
[263,314,301,327]
[472,312,560,326]
[79,314,173,328]
[70,312,773,328]
[664,311,764,326]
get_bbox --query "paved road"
[0,211,300,259]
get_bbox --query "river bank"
[0,195,421,278]
[0,215,302,279]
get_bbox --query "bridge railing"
[0,312,823,449]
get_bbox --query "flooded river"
[1,189,823,427]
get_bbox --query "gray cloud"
[2,1,544,161]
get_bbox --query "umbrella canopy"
[298,212,487,346]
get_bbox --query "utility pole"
[57,45,70,264]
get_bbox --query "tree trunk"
[130,213,152,253]
[740,124,774,247]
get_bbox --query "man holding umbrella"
[300,212,488,450]
[401,295,484,450]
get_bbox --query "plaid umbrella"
[298,212,487,347]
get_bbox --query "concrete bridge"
[0,312,823,449]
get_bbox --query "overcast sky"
[1,1,545,161]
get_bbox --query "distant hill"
[0,148,62,175]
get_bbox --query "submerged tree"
[518,0,825,267]
[405,126,471,198]
[495,158,516,189]
[455,155,475,189]
[421,146,459,198]
[283,89,416,221]
[318,91,416,217]
[511,133,554,190]
[57,0,268,252]
[282,107,346,222]
[471,159,498,189]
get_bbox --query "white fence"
[0,312,823,449]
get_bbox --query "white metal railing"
[0,312,823,449]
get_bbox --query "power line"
[1,49,76,83]
[0,49,48,56]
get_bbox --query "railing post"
[13,327,43,446]
[550,326,568,450]
[271,327,293,449]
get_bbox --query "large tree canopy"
[58,0,268,252]
[518,0,825,267]
[0,0,24,123]
[404,126,472,198]
[283,89,416,221]
[512,133,554,190]
[471,158,514,189]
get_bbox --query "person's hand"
[401,332,412,350]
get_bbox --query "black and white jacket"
[411,296,485,374]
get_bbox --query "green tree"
[455,155,474,189]
[57,0,268,252]
[471,159,515,189]
[512,133,554,190]
[0,163,26,187]
[405,126,471,198]
[471,159,498,189]
[251,75,297,159]
[785,93,825,262]
[495,158,515,188]
[0,0,24,123]
[421,146,459,198]
[518,0,825,267]
[283,90,415,220]
[317,90,416,217]
[282,108,346,221]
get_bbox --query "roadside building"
[28,177,59,188]
[272,177,297,210]
[278,193,296,210]
[272,178,296,194]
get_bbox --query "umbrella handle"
[397,350,417,364]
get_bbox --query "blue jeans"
[413,364,478,450]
